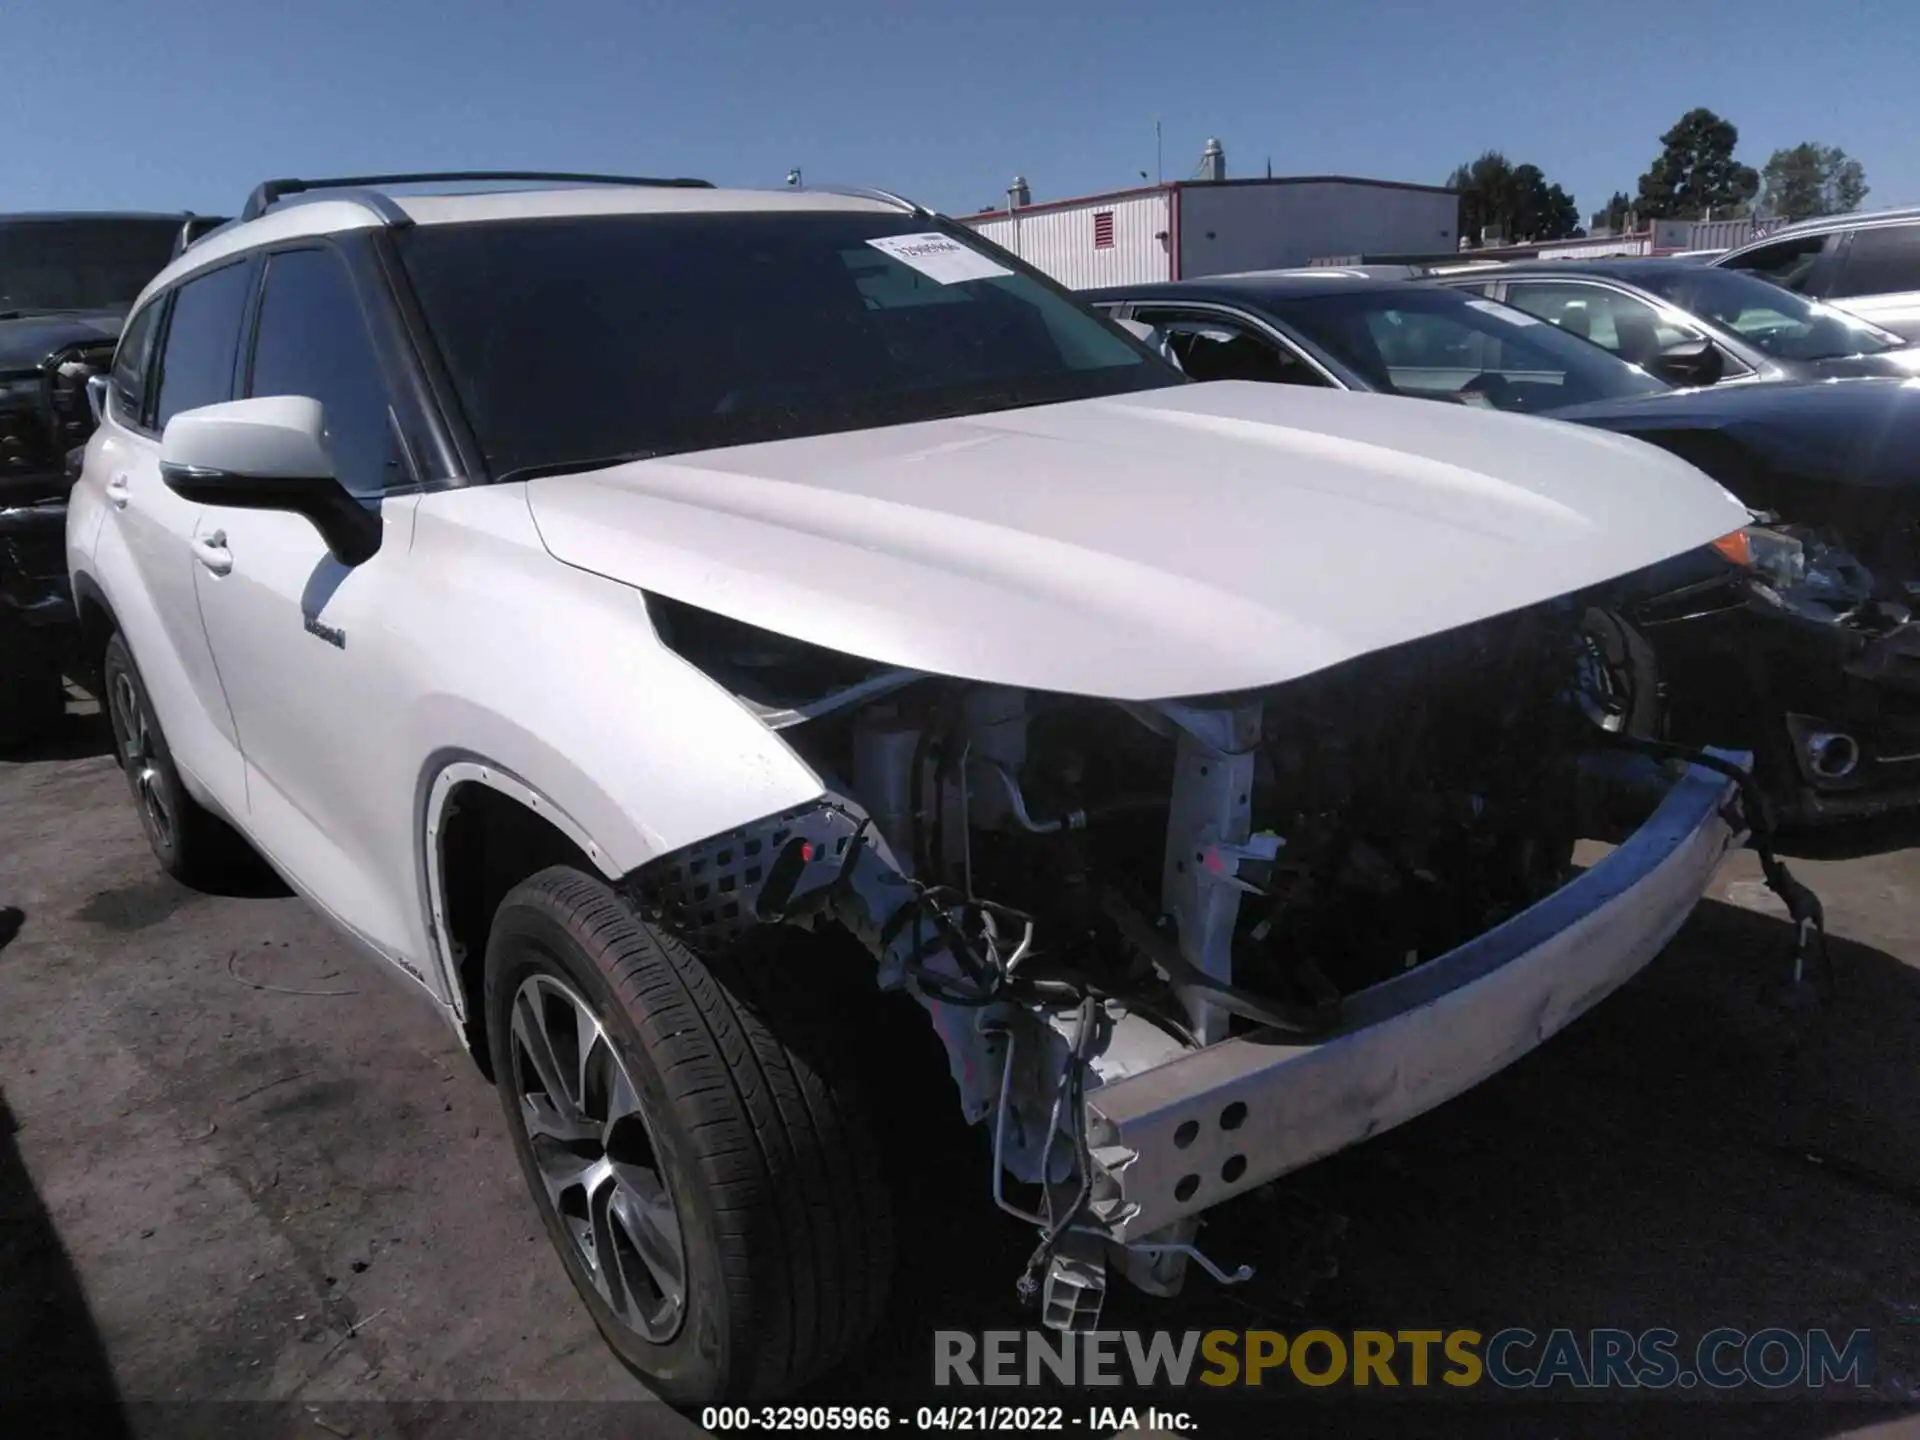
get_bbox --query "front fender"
[410,680,831,1010]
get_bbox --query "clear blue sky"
[5,0,1916,222]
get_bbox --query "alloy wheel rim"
[1575,631,1632,734]
[509,972,687,1343]
[109,671,174,851]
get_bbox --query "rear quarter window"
[1834,224,1920,299]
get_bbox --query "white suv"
[69,171,1774,1404]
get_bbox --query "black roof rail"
[239,171,715,223]
[169,212,233,259]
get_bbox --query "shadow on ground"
[0,1090,129,1438]
[802,898,1920,1436]
[0,718,115,765]
[3,701,291,901]
[1778,810,1920,863]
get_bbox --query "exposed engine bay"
[646,591,1614,1020]
[635,583,1825,1321]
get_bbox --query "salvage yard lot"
[5,716,1920,1436]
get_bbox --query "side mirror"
[159,397,381,566]
[86,373,109,427]
[1649,337,1725,388]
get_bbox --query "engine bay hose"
[1599,732,1834,1001]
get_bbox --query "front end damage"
[625,583,1820,1329]
[1650,521,1920,826]
[1744,523,1920,822]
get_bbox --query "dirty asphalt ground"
[5,708,1920,1439]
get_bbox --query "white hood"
[526,381,1749,701]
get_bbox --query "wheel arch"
[422,757,625,1074]
[70,570,121,686]
[412,678,831,1073]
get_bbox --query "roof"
[1085,272,1428,305]
[1212,263,1434,281]
[962,174,1457,223]
[1435,257,1706,283]
[136,183,902,312]
[389,187,897,225]
[1742,204,1920,239]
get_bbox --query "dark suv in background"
[1,210,222,745]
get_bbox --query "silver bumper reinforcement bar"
[1082,753,1747,1241]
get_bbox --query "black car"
[1432,258,1920,389]
[1087,273,1920,825]
[1,210,223,744]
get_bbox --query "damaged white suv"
[69,172,1795,1404]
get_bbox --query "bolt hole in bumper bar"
[1084,753,1747,1241]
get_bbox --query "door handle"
[191,531,233,576]
[105,475,131,509]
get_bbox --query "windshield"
[1634,266,1902,361]
[395,211,1180,480]
[0,218,182,316]
[1266,286,1670,413]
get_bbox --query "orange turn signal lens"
[1711,529,1753,568]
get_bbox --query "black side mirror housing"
[1650,338,1725,388]
[157,397,382,567]
[161,466,382,566]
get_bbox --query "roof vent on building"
[1008,175,1032,209]
[1199,138,1226,183]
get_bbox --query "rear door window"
[1722,234,1830,293]
[1833,225,1920,299]
[1130,307,1330,388]
[109,300,162,427]
[1502,281,1709,366]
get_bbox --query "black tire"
[484,867,894,1407]
[0,622,66,750]
[100,632,253,886]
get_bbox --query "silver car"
[1435,258,1920,387]
[1712,207,1920,342]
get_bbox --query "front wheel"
[484,867,893,1406]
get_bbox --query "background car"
[1086,272,1920,826]
[1086,272,1676,410]
[0,210,224,745]
[1432,258,1920,388]
[1713,207,1920,342]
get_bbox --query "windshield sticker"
[1466,298,1539,325]
[866,232,1012,285]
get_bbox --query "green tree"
[1590,191,1634,232]
[1758,143,1870,222]
[1513,164,1582,241]
[1635,108,1759,219]
[1447,151,1582,245]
